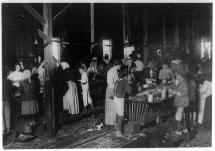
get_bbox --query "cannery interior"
[2,3,212,148]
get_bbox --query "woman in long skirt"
[20,70,39,117]
[60,62,80,115]
[63,81,79,114]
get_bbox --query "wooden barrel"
[125,100,149,125]
[125,97,175,126]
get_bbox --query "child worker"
[172,71,190,136]
[187,73,197,129]
[78,66,94,112]
[20,70,39,121]
[114,65,132,137]
[159,62,174,84]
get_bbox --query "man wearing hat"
[88,57,99,76]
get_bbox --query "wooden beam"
[126,5,130,41]
[43,4,53,41]
[90,3,95,54]
[43,3,56,138]
[162,13,166,50]
[53,4,72,21]
[122,4,126,44]
[22,4,45,25]
[143,10,148,66]
[38,29,50,41]
[185,20,190,54]
[175,16,179,48]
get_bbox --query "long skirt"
[201,95,212,129]
[63,81,80,114]
[105,87,116,125]
[21,100,39,115]
[82,88,92,107]
[3,101,11,131]
[198,95,211,124]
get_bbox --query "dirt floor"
[3,113,109,149]
[3,113,212,148]
[180,128,212,147]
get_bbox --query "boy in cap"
[114,65,132,137]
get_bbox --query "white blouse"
[7,71,24,87]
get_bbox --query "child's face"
[79,68,84,74]
[90,62,95,67]
[15,65,21,71]
[163,64,168,69]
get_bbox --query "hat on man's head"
[92,57,98,61]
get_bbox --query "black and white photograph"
[1,1,213,149]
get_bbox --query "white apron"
[82,83,92,107]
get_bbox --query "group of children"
[3,56,211,138]
[170,59,212,135]
[104,57,212,138]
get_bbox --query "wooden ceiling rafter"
[53,3,72,22]
[22,4,45,25]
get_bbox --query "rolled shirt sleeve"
[107,68,118,88]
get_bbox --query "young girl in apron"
[78,66,94,112]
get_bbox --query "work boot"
[82,107,87,114]
[116,116,124,137]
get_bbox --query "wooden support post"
[185,20,190,54]
[175,16,179,48]
[126,5,130,41]
[122,4,126,45]
[53,4,72,21]
[43,3,56,138]
[142,10,148,66]
[90,3,95,54]
[162,13,166,51]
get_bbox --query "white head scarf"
[92,57,98,61]
[137,53,141,59]
[23,70,32,80]
[171,59,181,64]
[60,62,70,70]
